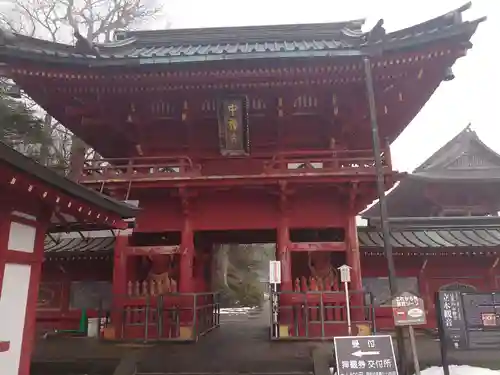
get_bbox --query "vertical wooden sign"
[217,96,249,156]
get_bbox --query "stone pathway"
[137,301,314,374]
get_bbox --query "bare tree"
[1,0,164,173]
[2,0,163,42]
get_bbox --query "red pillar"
[277,214,292,291]
[111,234,128,338]
[346,214,362,292]
[179,218,195,293]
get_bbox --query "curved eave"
[0,19,483,67]
[0,142,139,226]
[44,236,115,254]
[406,172,500,182]
[358,226,500,249]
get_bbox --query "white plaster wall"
[8,222,36,253]
[0,263,31,375]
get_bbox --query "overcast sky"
[160,0,497,173]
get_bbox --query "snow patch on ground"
[219,307,258,316]
[329,365,499,375]
[419,365,499,375]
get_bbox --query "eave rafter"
[9,42,462,93]
[1,165,126,229]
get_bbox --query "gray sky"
[162,0,498,173]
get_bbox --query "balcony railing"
[80,155,202,183]
[79,149,391,184]
[263,149,390,173]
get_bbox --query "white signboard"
[269,260,281,284]
[338,264,352,283]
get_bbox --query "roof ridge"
[414,123,500,175]
[413,123,476,173]
[106,21,367,49]
[383,2,472,40]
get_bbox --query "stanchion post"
[408,326,420,375]
[339,265,352,335]
[363,55,407,372]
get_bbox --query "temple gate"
[0,3,483,341]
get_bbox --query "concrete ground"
[30,305,500,374]
[31,301,315,375]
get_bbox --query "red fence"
[271,290,376,340]
[100,292,220,342]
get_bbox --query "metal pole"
[344,281,352,335]
[363,56,407,373]
[408,326,421,375]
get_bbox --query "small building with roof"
[0,140,138,375]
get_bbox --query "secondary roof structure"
[359,124,500,254]
[359,216,500,251]
[0,140,139,231]
[363,125,500,219]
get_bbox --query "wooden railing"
[80,155,201,183]
[263,149,390,173]
[78,149,391,184]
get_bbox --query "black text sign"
[334,335,398,375]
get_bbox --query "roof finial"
[0,28,16,46]
[73,28,100,57]
[366,19,386,43]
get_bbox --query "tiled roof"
[362,126,500,219]
[44,218,500,255]
[0,3,484,65]
[411,126,500,181]
[359,217,500,248]
[44,236,114,254]
[358,228,500,248]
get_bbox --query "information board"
[462,292,500,349]
[437,290,467,349]
[437,291,500,350]
[392,291,426,326]
[333,335,398,375]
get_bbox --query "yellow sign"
[227,118,238,132]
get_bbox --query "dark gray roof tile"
[44,236,115,253]
[359,228,500,249]
[0,5,484,65]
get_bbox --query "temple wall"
[36,259,112,332]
